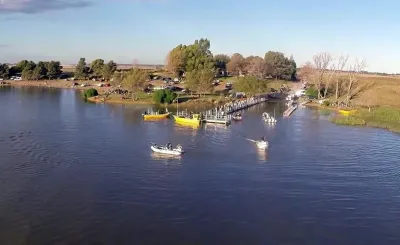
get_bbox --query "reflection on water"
[256,148,268,161]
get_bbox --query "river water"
[0,87,399,245]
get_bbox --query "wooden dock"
[283,104,298,117]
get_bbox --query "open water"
[0,86,399,245]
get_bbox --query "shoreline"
[306,103,400,134]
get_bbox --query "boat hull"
[173,115,201,126]
[256,141,268,149]
[338,110,356,115]
[151,145,183,155]
[143,112,170,120]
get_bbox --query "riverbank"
[307,102,400,133]
[332,107,400,133]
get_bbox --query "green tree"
[83,88,99,98]
[166,45,186,77]
[14,60,29,73]
[75,58,89,79]
[32,61,47,80]
[185,69,215,96]
[122,68,149,100]
[102,60,117,80]
[214,54,230,70]
[234,76,269,96]
[152,89,177,104]
[165,38,215,76]
[184,39,215,72]
[0,63,10,79]
[45,61,62,79]
[90,59,105,78]
[111,71,125,87]
[21,61,36,80]
[264,51,296,80]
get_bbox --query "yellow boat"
[338,109,357,115]
[142,112,171,120]
[173,114,201,126]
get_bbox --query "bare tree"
[334,55,349,101]
[323,62,338,98]
[346,59,367,106]
[313,52,332,99]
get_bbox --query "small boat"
[338,109,356,115]
[246,138,269,149]
[262,112,277,123]
[150,144,184,155]
[142,110,171,120]
[232,113,242,121]
[173,114,201,126]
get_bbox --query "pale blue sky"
[0,0,399,73]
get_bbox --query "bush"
[323,100,331,106]
[152,89,177,104]
[305,87,318,98]
[83,88,98,98]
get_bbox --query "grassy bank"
[332,107,400,133]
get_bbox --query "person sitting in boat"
[261,136,266,142]
[144,111,148,115]
[167,142,172,150]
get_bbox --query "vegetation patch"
[152,89,177,104]
[83,88,99,99]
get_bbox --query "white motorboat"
[262,112,277,123]
[246,138,269,149]
[151,144,184,155]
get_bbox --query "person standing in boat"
[261,136,266,142]
[167,141,172,150]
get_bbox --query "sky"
[0,0,399,73]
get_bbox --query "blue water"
[0,87,399,245]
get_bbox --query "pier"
[283,104,297,117]
[201,95,268,125]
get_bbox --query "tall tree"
[75,58,89,80]
[102,60,117,80]
[234,76,269,96]
[185,69,215,97]
[214,54,230,74]
[227,53,244,75]
[32,61,47,80]
[0,63,9,79]
[184,38,215,72]
[21,61,36,80]
[166,45,186,77]
[46,61,62,79]
[312,52,332,99]
[346,59,366,106]
[90,59,105,78]
[14,60,29,73]
[244,56,265,78]
[122,68,149,100]
[334,55,349,100]
[264,51,296,80]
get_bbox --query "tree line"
[0,60,62,80]
[165,38,297,96]
[74,58,117,80]
[299,53,368,107]
[166,38,297,80]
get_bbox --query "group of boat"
[262,112,277,123]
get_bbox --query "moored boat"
[232,113,242,121]
[262,112,277,123]
[338,109,356,115]
[150,144,184,155]
[173,114,201,126]
[142,110,170,120]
